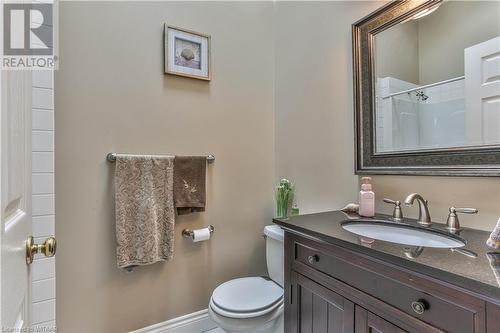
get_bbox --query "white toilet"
[208,225,284,333]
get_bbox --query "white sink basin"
[341,220,466,248]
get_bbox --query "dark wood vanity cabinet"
[290,271,355,332]
[290,271,407,333]
[355,306,408,333]
[284,232,499,333]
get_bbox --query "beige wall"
[371,176,500,231]
[55,2,274,332]
[275,1,383,215]
[375,20,420,84]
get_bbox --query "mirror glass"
[374,1,500,153]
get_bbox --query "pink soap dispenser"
[359,177,375,217]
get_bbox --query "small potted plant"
[276,179,294,219]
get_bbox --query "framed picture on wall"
[164,24,211,81]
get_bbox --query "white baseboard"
[130,309,218,333]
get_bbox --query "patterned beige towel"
[115,154,175,269]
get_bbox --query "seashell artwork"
[173,37,201,70]
[181,48,195,61]
[165,24,211,80]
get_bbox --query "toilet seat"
[210,277,283,319]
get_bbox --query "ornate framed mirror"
[353,0,500,176]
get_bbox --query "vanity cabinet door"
[290,271,355,333]
[355,306,408,333]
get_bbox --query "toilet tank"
[264,225,284,287]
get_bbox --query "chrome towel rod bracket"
[106,153,215,163]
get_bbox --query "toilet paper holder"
[182,225,215,239]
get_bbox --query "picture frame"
[164,24,211,81]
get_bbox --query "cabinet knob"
[308,254,319,264]
[411,299,428,315]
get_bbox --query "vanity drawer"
[293,239,486,333]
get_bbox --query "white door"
[465,36,500,146]
[1,1,57,329]
[1,69,56,330]
[0,67,33,329]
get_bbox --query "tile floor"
[204,328,225,333]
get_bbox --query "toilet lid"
[212,277,283,314]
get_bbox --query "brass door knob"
[26,236,57,265]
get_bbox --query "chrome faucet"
[404,193,431,226]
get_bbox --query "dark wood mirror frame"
[352,0,500,176]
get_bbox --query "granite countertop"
[273,210,500,303]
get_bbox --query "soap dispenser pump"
[359,177,375,217]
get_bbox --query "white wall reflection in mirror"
[374,1,500,153]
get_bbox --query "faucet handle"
[383,198,399,205]
[446,206,478,232]
[383,198,403,220]
[452,207,478,214]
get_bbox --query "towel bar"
[106,153,215,163]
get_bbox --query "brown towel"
[173,156,206,215]
[115,154,175,269]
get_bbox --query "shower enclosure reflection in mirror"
[352,0,500,176]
